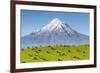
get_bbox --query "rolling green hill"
[20,45,89,63]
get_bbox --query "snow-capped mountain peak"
[41,18,74,35]
[42,18,65,31]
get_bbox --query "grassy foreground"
[20,45,89,63]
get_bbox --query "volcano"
[21,18,89,48]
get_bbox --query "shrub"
[42,58,46,61]
[38,49,41,52]
[35,47,38,49]
[35,54,38,56]
[51,47,56,50]
[48,45,51,47]
[21,48,24,51]
[46,51,50,54]
[56,51,60,53]
[58,58,62,61]
[33,57,37,60]
[28,54,33,57]
[68,50,71,52]
[35,51,39,53]
[60,53,66,56]
[73,56,80,59]
[76,57,80,59]
[77,49,80,52]
[27,47,30,49]
[73,56,77,58]
[21,61,26,63]
[83,51,86,53]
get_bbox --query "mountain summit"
[42,18,65,31]
[40,18,77,36]
[21,18,89,48]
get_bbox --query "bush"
[83,51,86,53]
[21,61,26,63]
[58,58,62,61]
[51,47,56,50]
[21,48,24,51]
[33,57,37,60]
[46,51,50,54]
[28,54,33,57]
[27,47,30,49]
[68,50,71,52]
[60,53,66,56]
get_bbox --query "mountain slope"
[21,18,89,48]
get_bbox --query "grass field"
[20,45,89,63]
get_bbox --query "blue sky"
[21,9,90,37]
